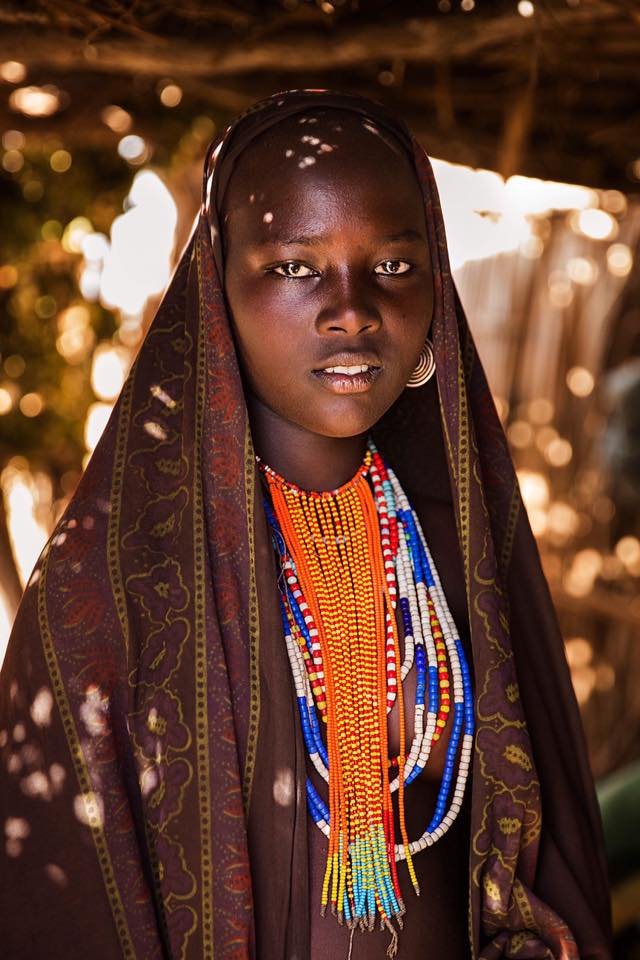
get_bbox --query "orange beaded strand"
[261,451,407,930]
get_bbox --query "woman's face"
[221,112,434,440]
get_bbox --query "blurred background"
[0,0,639,951]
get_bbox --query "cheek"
[228,286,309,387]
[390,291,433,363]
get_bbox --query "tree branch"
[0,5,627,79]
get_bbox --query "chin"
[318,393,403,439]
[304,409,383,440]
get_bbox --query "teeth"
[323,364,370,374]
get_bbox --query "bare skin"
[221,108,434,492]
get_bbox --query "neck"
[247,394,369,492]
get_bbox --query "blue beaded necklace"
[258,437,474,948]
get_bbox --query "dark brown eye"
[375,259,412,276]
[272,261,316,278]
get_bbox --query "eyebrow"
[252,228,426,248]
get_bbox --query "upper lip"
[312,352,383,371]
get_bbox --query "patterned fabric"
[0,90,611,959]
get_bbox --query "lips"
[312,365,382,394]
[310,351,383,394]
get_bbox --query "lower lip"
[312,367,382,393]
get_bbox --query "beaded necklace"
[257,438,474,952]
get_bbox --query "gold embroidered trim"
[107,371,135,657]
[242,415,261,819]
[195,239,215,957]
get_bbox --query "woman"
[0,89,611,959]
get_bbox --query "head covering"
[0,89,611,959]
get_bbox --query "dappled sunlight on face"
[222,112,408,242]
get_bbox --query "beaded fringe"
[259,438,474,945]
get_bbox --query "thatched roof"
[1,0,639,188]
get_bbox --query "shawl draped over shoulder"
[0,89,612,959]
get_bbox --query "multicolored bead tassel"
[258,438,474,948]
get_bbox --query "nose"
[315,271,382,336]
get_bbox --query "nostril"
[327,323,377,336]
[324,312,381,335]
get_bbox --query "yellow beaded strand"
[262,451,413,930]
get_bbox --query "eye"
[375,259,412,276]
[271,261,318,279]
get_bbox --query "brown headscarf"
[0,89,611,960]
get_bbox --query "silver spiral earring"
[406,338,436,388]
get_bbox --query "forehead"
[224,108,417,201]
[222,113,425,242]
